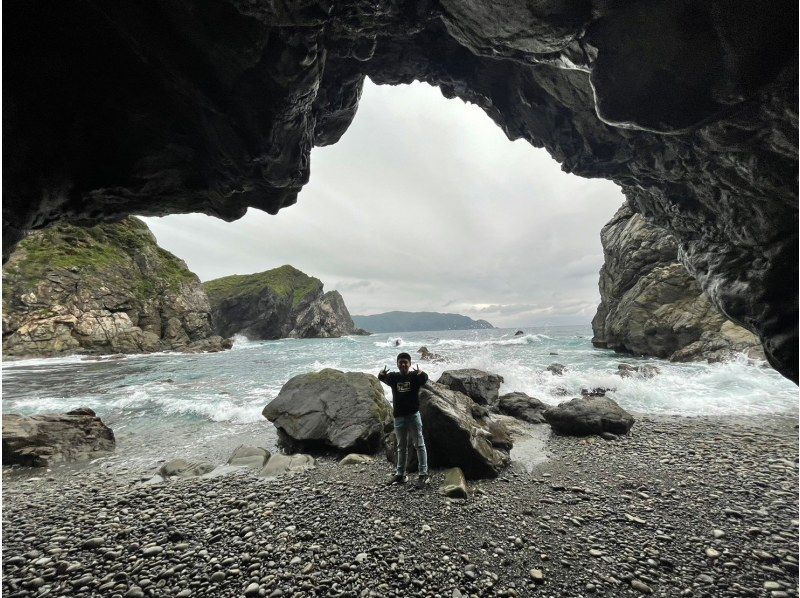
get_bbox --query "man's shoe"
[416,474,430,488]
[388,473,408,485]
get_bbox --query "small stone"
[82,537,105,549]
[705,548,720,559]
[631,579,652,594]
[210,571,225,582]
[712,529,725,538]
[244,583,260,596]
[530,569,544,583]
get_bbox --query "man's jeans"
[394,412,428,476]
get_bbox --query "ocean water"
[3,325,797,473]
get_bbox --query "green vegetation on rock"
[203,265,323,310]
[4,218,195,303]
[2,217,227,357]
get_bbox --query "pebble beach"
[3,414,797,597]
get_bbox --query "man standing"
[378,352,429,487]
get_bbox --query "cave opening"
[3,1,796,384]
[143,79,624,328]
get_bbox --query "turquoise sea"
[3,325,797,473]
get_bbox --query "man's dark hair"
[397,352,411,362]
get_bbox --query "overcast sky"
[142,80,624,328]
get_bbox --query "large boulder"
[497,392,549,424]
[437,369,504,406]
[2,408,115,467]
[544,397,635,436]
[2,218,231,358]
[203,266,360,340]
[262,369,392,454]
[385,382,512,479]
[592,204,766,364]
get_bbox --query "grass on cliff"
[2,218,196,302]
[203,265,322,309]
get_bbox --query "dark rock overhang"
[3,0,797,382]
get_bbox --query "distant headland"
[352,311,494,333]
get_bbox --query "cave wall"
[3,0,797,381]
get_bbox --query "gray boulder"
[385,382,512,479]
[544,397,635,436]
[497,392,549,424]
[262,369,392,454]
[2,408,115,467]
[546,363,567,376]
[437,369,504,406]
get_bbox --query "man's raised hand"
[413,365,421,375]
[379,366,388,377]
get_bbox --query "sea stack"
[203,265,363,340]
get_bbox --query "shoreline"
[3,413,797,596]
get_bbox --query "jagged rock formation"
[2,218,231,357]
[3,2,796,381]
[203,265,361,339]
[592,205,765,363]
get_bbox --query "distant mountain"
[352,311,494,333]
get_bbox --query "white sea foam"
[374,337,405,348]
[431,333,550,348]
[2,354,100,370]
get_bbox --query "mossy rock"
[2,217,225,357]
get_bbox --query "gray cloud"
[142,80,623,328]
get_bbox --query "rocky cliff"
[3,2,796,381]
[592,205,764,363]
[2,218,231,357]
[203,266,362,340]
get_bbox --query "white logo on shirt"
[397,381,411,392]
